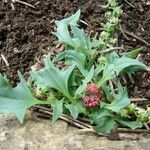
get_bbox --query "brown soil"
[0,0,103,83]
[0,0,150,98]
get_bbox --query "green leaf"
[75,66,94,96]
[53,50,87,76]
[91,38,105,49]
[30,55,75,100]
[65,103,80,119]
[112,6,122,15]
[0,74,11,89]
[126,48,142,58]
[100,64,116,85]
[99,52,145,85]
[104,88,130,113]
[70,25,92,54]
[94,64,104,76]
[90,109,111,125]
[52,10,81,47]
[52,10,95,57]
[94,116,116,133]
[51,99,64,122]
[117,119,142,129]
[0,72,45,123]
[101,83,115,101]
[108,0,116,6]
[114,56,145,75]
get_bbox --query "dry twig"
[118,128,150,133]
[101,47,125,53]
[131,98,148,102]
[0,54,9,67]
[11,0,35,9]
[123,30,150,47]
[39,109,90,129]
[77,128,108,137]
[10,2,15,10]
[32,106,91,129]
[80,19,89,26]
[77,128,139,140]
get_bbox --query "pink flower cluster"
[82,83,102,108]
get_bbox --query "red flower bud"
[86,83,99,95]
[82,95,100,108]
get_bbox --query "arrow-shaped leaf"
[0,72,46,123]
[99,52,146,85]
[65,103,80,119]
[52,10,81,47]
[30,55,75,100]
[51,99,64,122]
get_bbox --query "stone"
[0,113,150,150]
[137,139,150,150]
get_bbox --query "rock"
[137,139,150,150]
[0,113,150,150]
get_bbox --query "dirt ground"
[0,0,150,98]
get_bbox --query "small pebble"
[13,47,20,54]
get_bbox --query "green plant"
[0,1,149,133]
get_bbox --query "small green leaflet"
[51,99,64,122]
[0,72,46,123]
[112,6,122,15]
[65,101,86,119]
[99,0,117,9]
[90,104,116,134]
[89,109,111,125]
[75,66,94,96]
[104,88,130,113]
[30,55,75,100]
[117,119,142,129]
[94,116,116,133]
[65,103,80,119]
[126,48,142,58]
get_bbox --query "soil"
[0,0,150,98]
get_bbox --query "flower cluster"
[82,83,102,108]
[86,83,100,95]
